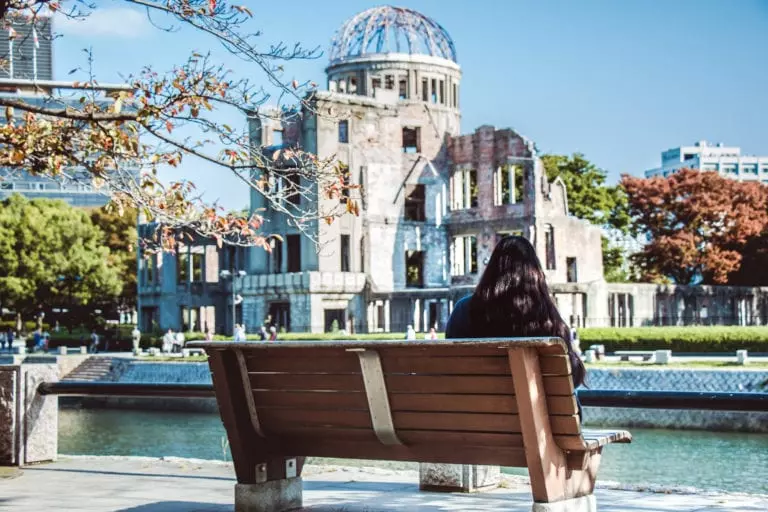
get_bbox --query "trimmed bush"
[578,326,768,353]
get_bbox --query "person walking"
[268,326,278,341]
[6,329,13,352]
[131,326,142,354]
[405,325,416,341]
[174,330,186,353]
[89,331,100,354]
[445,235,586,417]
[258,325,268,341]
[162,329,175,353]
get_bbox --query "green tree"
[90,206,138,309]
[542,153,633,281]
[0,195,122,323]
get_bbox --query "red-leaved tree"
[622,169,768,284]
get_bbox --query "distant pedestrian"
[89,331,100,354]
[6,329,13,352]
[205,329,214,341]
[269,326,278,341]
[0,331,6,351]
[405,325,416,341]
[32,329,43,352]
[131,326,141,354]
[258,325,268,341]
[162,329,175,353]
[233,324,246,342]
[174,331,186,352]
[428,327,437,340]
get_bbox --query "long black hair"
[469,235,586,388]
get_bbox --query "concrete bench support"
[234,478,302,512]
[0,363,59,466]
[532,494,596,512]
[419,463,500,492]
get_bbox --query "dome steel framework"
[329,6,457,64]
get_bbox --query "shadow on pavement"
[21,466,234,482]
[115,502,230,512]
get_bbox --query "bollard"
[79,346,87,355]
[58,346,67,356]
[584,349,596,363]
[14,346,26,355]
[736,350,749,365]
[654,350,672,365]
[182,348,191,358]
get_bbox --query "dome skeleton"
[329,6,457,63]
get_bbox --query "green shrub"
[578,326,768,352]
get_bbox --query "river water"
[58,408,768,494]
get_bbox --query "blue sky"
[54,0,768,209]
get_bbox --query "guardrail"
[37,382,768,412]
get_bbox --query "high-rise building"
[0,15,53,81]
[644,141,768,182]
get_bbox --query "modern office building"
[644,141,768,182]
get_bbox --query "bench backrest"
[190,338,584,468]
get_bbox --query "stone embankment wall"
[64,361,768,432]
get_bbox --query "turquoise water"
[58,409,768,494]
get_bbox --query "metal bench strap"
[233,348,265,438]
[352,349,403,446]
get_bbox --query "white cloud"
[55,7,152,39]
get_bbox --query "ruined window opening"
[398,77,408,99]
[402,126,421,153]
[405,250,424,287]
[452,83,458,107]
[338,80,346,93]
[340,164,350,204]
[338,120,349,143]
[287,234,301,273]
[269,238,283,273]
[269,302,291,332]
[421,78,429,101]
[494,164,525,205]
[385,75,394,90]
[272,129,283,146]
[371,77,381,92]
[439,80,445,104]
[177,248,189,284]
[545,224,556,270]
[404,184,426,221]
[431,78,437,103]
[349,76,358,94]
[451,236,477,276]
[567,257,578,283]
[467,169,478,208]
[360,237,366,272]
[286,172,301,206]
[340,234,351,272]
[358,166,367,209]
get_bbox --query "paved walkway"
[1,456,766,511]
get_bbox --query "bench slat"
[390,393,516,414]
[253,390,368,409]
[278,439,529,467]
[250,374,365,392]
[386,375,515,394]
[381,356,510,375]
[246,355,361,374]
[393,411,520,433]
[542,375,575,396]
[539,355,572,376]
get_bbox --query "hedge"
[578,326,768,353]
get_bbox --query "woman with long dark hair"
[446,235,586,390]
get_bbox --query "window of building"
[270,237,283,273]
[338,120,348,143]
[340,164,350,204]
[431,78,437,103]
[566,257,578,283]
[439,80,444,104]
[349,76,357,94]
[761,166,768,174]
[269,302,291,332]
[494,164,525,205]
[360,237,366,272]
[324,309,346,332]
[545,224,556,270]
[0,182,12,190]
[683,153,696,161]
[371,77,381,91]
[287,234,301,273]
[191,247,204,283]
[398,77,408,99]
[385,74,394,90]
[742,165,758,175]
[286,172,301,206]
[404,184,426,221]
[402,127,421,153]
[451,236,477,276]
[405,250,424,287]
[723,165,737,174]
[450,168,478,210]
[146,255,157,284]
[272,128,283,146]
[702,163,718,171]
[340,234,351,272]
[452,83,458,107]
[177,249,189,284]
[421,78,428,101]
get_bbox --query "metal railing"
[37,382,768,412]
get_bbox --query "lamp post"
[57,275,83,333]
[220,269,246,336]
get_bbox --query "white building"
[644,141,768,182]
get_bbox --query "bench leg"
[532,494,596,512]
[419,463,500,492]
[235,477,302,512]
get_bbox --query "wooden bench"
[189,338,631,512]
[614,350,655,362]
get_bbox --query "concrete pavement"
[1,456,766,511]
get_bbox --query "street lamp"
[220,269,246,336]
